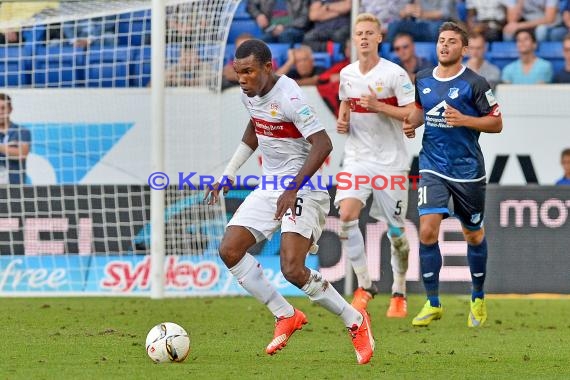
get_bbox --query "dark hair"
[562,148,570,159]
[235,39,272,65]
[438,22,468,46]
[0,93,12,107]
[515,29,536,43]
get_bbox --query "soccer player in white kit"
[335,13,415,318]
[205,39,375,364]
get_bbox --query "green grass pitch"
[1,295,569,379]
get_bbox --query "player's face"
[353,21,381,56]
[467,37,486,60]
[436,31,467,66]
[233,55,272,97]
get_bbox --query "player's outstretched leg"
[387,231,410,318]
[412,241,443,326]
[220,227,298,352]
[340,220,377,311]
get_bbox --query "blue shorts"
[417,171,486,230]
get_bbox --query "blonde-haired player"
[336,13,415,317]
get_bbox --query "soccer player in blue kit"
[402,22,503,327]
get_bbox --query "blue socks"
[419,242,442,307]
[468,237,488,301]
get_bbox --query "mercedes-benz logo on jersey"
[448,87,459,99]
[422,88,431,94]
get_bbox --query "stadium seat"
[456,1,468,22]
[227,19,262,44]
[33,43,86,87]
[86,46,130,87]
[267,43,289,66]
[129,46,151,87]
[414,42,437,65]
[538,41,563,59]
[118,10,151,46]
[549,58,565,74]
[0,46,31,87]
[21,25,47,45]
[233,0,251,20]
[224,43,235,65]
[489,41,518,56]
[313,52,332,69]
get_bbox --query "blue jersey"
[415,66,500,181]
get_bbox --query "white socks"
[302,269,362,328]
[388,233,410,295]
[340,220,372,289]
[229,253,294,318]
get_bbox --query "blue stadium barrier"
[86,46,130,87]
[33,44,86,87]
[129,46,150,87]
[227,19,262,44]
[0,46,31,87]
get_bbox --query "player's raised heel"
[386,293,408,318]
[351,285,378,311]
[266,309,308,355]
[412,300,443,327]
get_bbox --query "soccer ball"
[145,322,190,363]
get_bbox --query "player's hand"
[336,109,350,134]
[403,116,416,138]
[359,86,379,113]
[274,189,297,220]
[204,178,234,205]
[443,104,467,127]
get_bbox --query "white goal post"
[0,0,239,297]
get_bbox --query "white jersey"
[241,75,325,191]
[339,58,415,170]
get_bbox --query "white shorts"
[227,189,330,243]
[334,160,409,227]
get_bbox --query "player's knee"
[339,219,358,239]
[464,228,484,245]
[419,225,438,244]
[280,260,306,287]
[218,239,244,268]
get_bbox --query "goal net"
[0,0,242,296]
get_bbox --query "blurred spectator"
[391,32,433,83]
[503,0,561,42]
[222,33,254,90]
[360,0,408,38]
[0,93,31,184]
[466,32,501,88]
[167,2,206,44]
[316,39,350,115]
[276,44,325,85]
[164,44,203,87]
[501,29,553,83]
[465,0,514,41]
[62,16,117,48]
[247,0,311,44]
[303,0,351,51]
[387,0,457,42]
[554,33,570,82]
[549,0,570,41]
[0,1,59,44]
[556,148,570,185]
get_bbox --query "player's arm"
[274,129,332,220]
[359,85,415,121]
[336,100,350,134]
[403,105,424,138]
[444,104,502,133]
[205,120,257,204]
